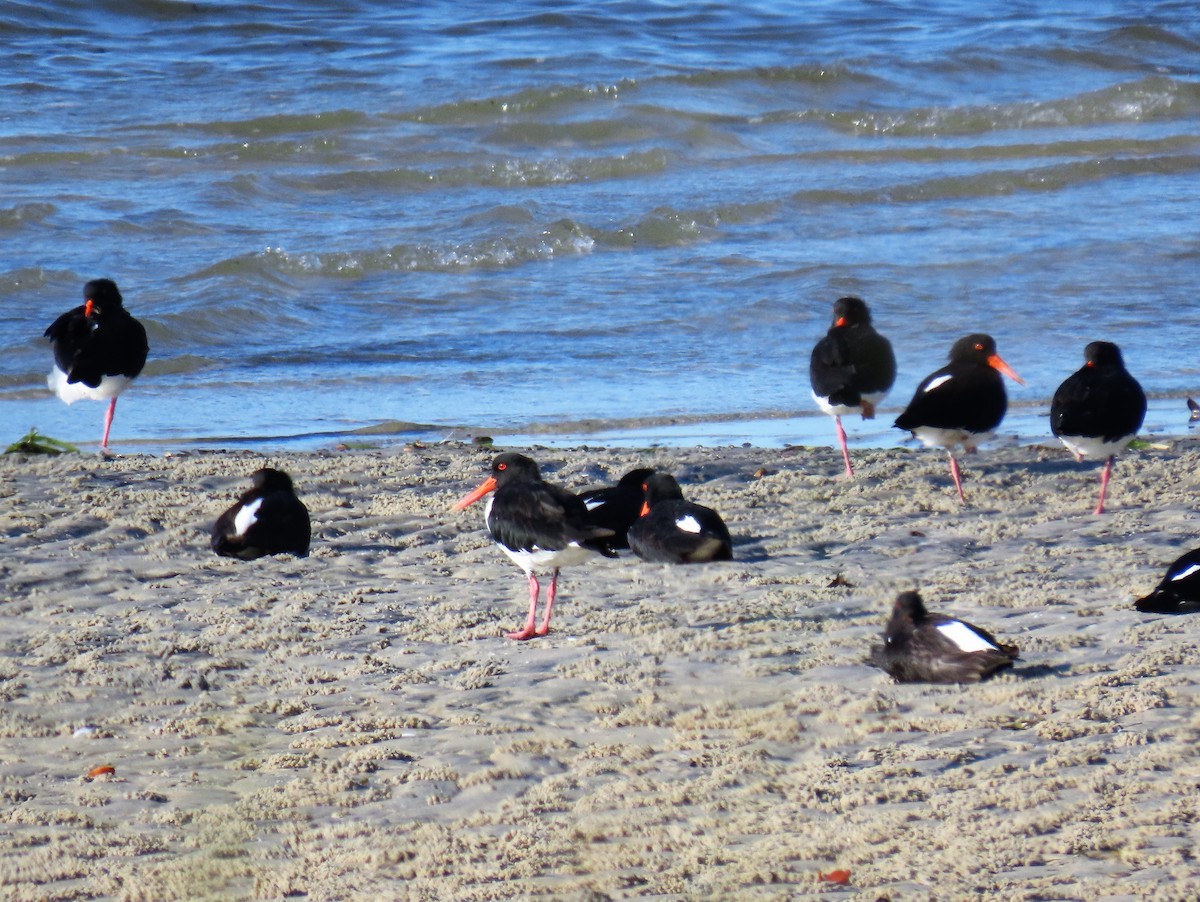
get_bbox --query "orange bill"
[453,476,496,511]
[987,353,1025,385]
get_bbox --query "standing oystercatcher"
[1050,341,1146,515]
[627,473,733,564]
[871,590,1019,684]
[810,296,896,478]
[454,453,615,640]
[211,468,312,560]
[894,333,1023,501]
[1135,548,1200,614]
[580,467,656,551]
[44,279,149,450]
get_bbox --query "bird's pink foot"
[505,625,539,641]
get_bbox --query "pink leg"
[1094,456,1114,516]
[948,452,966,502]
[835,416,854,479]
[101,398,117,449]
[535,569,560,636]
[506,572,541,640]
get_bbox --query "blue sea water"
[2,1,1199,451]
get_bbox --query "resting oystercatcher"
[579,467,656,551]
[454,453,615,640]
[627,473,733,564]
[1050,341,1146,515]
[1135,548,1200,614]
[894,333,1023,502]
[211,468,311,560]
[44,279,149,450]
[871,590,1019,684]
[810,296,896,478]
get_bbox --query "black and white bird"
[810,296,896,478]
[211,468,311,560]
[453,453,615,640]
[44,279,149,450]
[1050,341,1147,515]
[579,467,656,551]
[627,473,733,564]
[894,333,1023,501]
[871,590,1019,684]
[1135,549,1200,614]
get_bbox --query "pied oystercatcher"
[810,296,896,478]
[871,590,1019,684]
[627,472,733,564]
[580,467,656,551]
[894,333,1023,501]
[44,279,149,450]
[1135,549,1200,614]
[211,468,311,559]
[454,453,615,640]
[1050,341,1146,515]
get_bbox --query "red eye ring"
[497,463,507,471]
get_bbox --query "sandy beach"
[2,438,1200,900]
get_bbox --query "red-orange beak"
[987,354,1024,385]
[639,500,651,517]
[84,299,96,318]
[835,316,847,328]
[453,476,496,511]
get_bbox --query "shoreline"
[2,440,1200,898]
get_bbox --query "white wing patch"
[1170,563,1200,582]
[923,374,953,393]
[583,498,604,511]
[675,515,702,534]
[936,620,997,653]
[233,498,264,537]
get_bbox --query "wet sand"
[2,439,1199,900]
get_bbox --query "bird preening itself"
[212,468,311,560]
[1135,548,1200,615]
[894,333,1023,502]
[454,453,615,640]
[1050,341,1146,515]
[627,472,733,564]
[44,279,149,450]
[871,590,1019,684]
[810,296,896,479]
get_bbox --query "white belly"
[48,369,134,404]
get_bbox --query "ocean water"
[2,1,1199,452]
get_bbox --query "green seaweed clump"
[5,428,79,455]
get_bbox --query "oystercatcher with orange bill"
[628,473,733,564]
[454,453,615,640]
[44,279,149,450]
[580,467,656,551]
[894,333,1023,502]
[810,296,896,478]
[871,590,1019,684]
[211,468,311,560]
[1135,548,1200,614]
[1050,341,1146,515]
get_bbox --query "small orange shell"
[87,765,116,779]
[818,869,851,885]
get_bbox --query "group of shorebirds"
[36,282,1200,683]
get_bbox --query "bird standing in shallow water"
[44,279,149,450]
[1050,341,1146,515]
[894,333,1023,502]
[627,473,733,564]
[871,591,1019,684]
[810,296,896,479]
[212,468,311,560]
[454,453,615,640]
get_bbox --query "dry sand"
[2,438,1199,900]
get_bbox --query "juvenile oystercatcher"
[1135,548,1200,614]
[454,453,615,640]
[44,279,149,450]
[211,468,311,560]
[871,590,1019,684]
[579,467,656,551]
[810,296,896,478]
[1050,341,1147,515]
[627,473,733,564]
[894,333,1023,502]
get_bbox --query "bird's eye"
[497,463,507,471]
[974,343,983,351]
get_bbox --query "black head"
[947,333,997,362]
[616,467,656,489]
[831,296,871,328]
[83,279,124,315]
[891,590,929,625]
[250,467,296,493]
[491,452,542,487]
[1082,340,1124,368]
[641,472,686,508]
